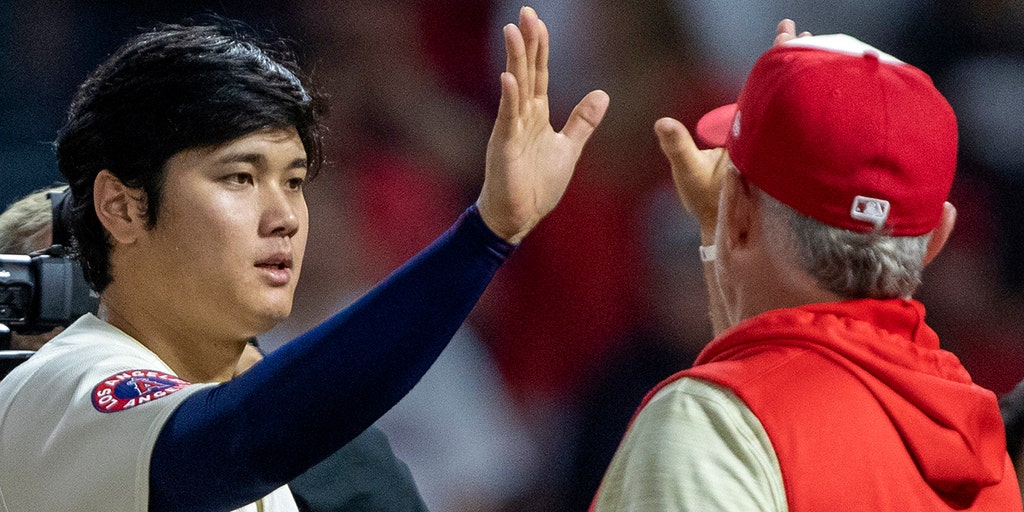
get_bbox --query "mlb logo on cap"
[696,34,958,236]
[851,195,890,229]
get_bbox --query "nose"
[259,185,302,238]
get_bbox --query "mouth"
[256,253,293,269]
[256,261,290,270]
[255,254,294,286]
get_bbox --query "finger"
[535,16,550,101]
[493,72,520,141]
[777,18,796,35]
[519,6,540,101]
[504,22,528,104]
[774,18,796,46]
[798,30,813,38]
[656,118,728,226]
[654,117,702,174]
[560,90,609,149]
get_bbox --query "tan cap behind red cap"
[696,34,958,236]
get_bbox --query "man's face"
[131,127,309,340]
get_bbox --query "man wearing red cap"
[591,21,1022,511]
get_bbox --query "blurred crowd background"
[3,1,1024,510]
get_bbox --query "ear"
[93,170,145,245]
[922,201,956,267]
[721,172,758,252]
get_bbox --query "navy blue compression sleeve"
[149,205,514,512]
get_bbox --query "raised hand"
[476,6,609,244]
[654,118,729,243]
[657,19,812,241]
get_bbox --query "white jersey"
[0,314,298,512]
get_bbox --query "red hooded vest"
[599,299,1021,510]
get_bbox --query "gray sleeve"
[592,377,788,511]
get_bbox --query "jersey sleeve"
[149,205,514,512]
[591,377,788,512]
[0,329,214,512]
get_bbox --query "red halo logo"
[92,370,191,413]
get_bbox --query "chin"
[242,305,291,335]
[263,307,292,325]
[241,318,284,341]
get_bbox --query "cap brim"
[695,103,738,148]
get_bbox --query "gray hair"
[0,186,65,254]
[758,189,930,299]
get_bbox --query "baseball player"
[0,185,429,510]
[0,6,608,512]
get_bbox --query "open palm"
[476,7,609,244]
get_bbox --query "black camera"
[0,188,99,379]
[0,245,98,336]
[0,246,97,379]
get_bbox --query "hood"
[699,299,1007,500]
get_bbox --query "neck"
[723,247,843,328]
[100,287,246,383]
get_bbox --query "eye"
[225,173,255,186]
[286,176,305,191]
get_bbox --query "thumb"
[654,117,702,179]
[561,90,610,151]
[655,117,727,227]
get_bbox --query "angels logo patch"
[92,370,191,413]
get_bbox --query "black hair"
[56,19,326,292]
[47,187,73,249]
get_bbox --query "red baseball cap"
[696,34,958,236]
